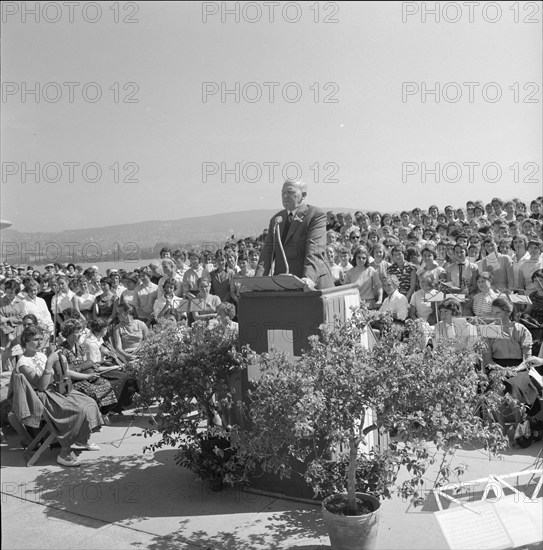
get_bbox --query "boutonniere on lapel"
[292,213,305,223]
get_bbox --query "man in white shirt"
[379,275,408,321]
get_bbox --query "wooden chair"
[8,410,57,466]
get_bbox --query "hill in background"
[1,207,362,266]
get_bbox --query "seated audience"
[193,277,221,323]
[152,278,185,323]
[379,276,408,321]
[60,319,118,414]
[113,303,149,363]
[409,274,439,324]
[85,318,139,413]
[434,298,468,351]
[14,325,103,466]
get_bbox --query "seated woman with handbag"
[14,325,103,467]
[59,319,118,414]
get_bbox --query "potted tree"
[134,319,244,489]
[231,308,509,550]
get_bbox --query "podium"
[231,276,361,501]
[237,275,360,361]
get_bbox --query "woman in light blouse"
[343,245,382,309]
[16,325,103,466]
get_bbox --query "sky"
[1,1,542,232]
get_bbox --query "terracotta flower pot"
[322,492,380,550]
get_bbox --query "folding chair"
[8,410,57,466]
[7,370,59,466]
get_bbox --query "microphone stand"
[275,222,289,275]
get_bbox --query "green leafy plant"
[231,308,509,515]
[134,319,244,484]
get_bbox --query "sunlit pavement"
[1,411,542,550]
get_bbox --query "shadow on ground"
[130,511,330,550]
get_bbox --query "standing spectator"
[231,254,254,304]
[133,267,158,323]
[173,249,189,279]
[72,275,96,322]
[417,246,445,283]
[369,244,390,285]
[120,273,138,307]
[20,278,54,333]
[109,271,125,299]
[445,244,479,295]
[50,276,76,324]
[472,272,500,317]
[182,251,210,297]
[324,245,344,286]
[210,250,234,303]
[343,245,382,309]
[409,274,439,324]
[0,278,25,370]
[157,258,183,298]
[518,240,543,295]
[247,249,260,272]
[387,245,417,301]
[148,261,163,285]
[479,238,514,290]
[337,247,353,277]
[92,277,119,328]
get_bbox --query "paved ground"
[1,412,542,550]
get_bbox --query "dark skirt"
[100,370,139,412]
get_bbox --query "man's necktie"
[282,212,293,242]
[458,263,464,288]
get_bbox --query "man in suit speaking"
[255,180,334,290]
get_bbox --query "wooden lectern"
[231,276,361,500]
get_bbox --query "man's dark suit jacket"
[255,203,334,290]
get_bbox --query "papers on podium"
[236,274,306,292]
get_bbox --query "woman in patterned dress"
[59,319,118,414]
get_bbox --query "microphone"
[274,216,283,226]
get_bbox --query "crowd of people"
[2,194,543,460]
